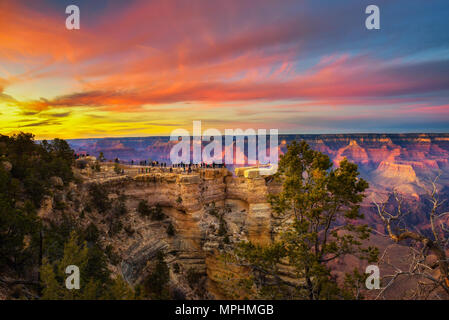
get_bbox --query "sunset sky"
[0,0,448,139]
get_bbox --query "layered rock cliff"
[68,133,449,199]
[63,134,449,298]
[66,165,281,299]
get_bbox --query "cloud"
[0,78,17,103]
[16,56,449,112]
[19,119,61,128]
[44,111,72,118]
[21,111,41,116]
[0,93,16,103]
[1,0,449,137]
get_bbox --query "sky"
[0,0,448,139]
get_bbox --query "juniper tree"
[40,231,133,300]
[230,141,378,299]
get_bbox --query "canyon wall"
[67,134,449,298]
[296,134,449,198]
[79,167,281,299]
[69,133,449,199]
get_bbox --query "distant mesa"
[374,161,417,183]
[333,139,370,166]
[68,133,449,197]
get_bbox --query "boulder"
[50,176,64,187]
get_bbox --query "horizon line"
[60,132,449,141]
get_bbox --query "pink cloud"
[1,0,447,122]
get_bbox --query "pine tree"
[40,258,64,300]
[143,251,170,299]
[229,141,378,299]
[108,277,135,300]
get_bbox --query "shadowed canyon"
[2,134,449,299]
[62,133,449,299]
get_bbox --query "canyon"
[3,133,448,299]
[68,133,449,199]
[68,133,449,241]
[0,161,271,299]
[65,164,283,299]
[24,133,449,299]
[61,159,446,300]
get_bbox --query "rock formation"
[63,133,449,298]
[69,166,281,299]
[68,133,449,199]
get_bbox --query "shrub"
[186,268,203,289]
[151,204,166,221]
[88,184,111,214]
[84,223,100,243]
[105,245,120,266]
[170,287,186,300]
[137,200,151,216]
[218,218,227,236]
[108,220,123,236]
[143,251,170,299]
[207,202,218,217]
[166,222,175,236]
[112,197,127,217]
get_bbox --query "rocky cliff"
[58,165,281,299]
[277,134,449,203]
[68,133,449,199]
[63,134,449,298]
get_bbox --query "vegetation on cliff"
[0,133,73,277]
[228,140,379,299]
[3,133,445,300]
[0,133,133,299]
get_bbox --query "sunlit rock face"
[280,134,449,199]
[70,133,449,235]
[68,133,449,198]
[67,132,449,299]
[78,167,280,299]
[79,166,447,299]
[64,133,449,299]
